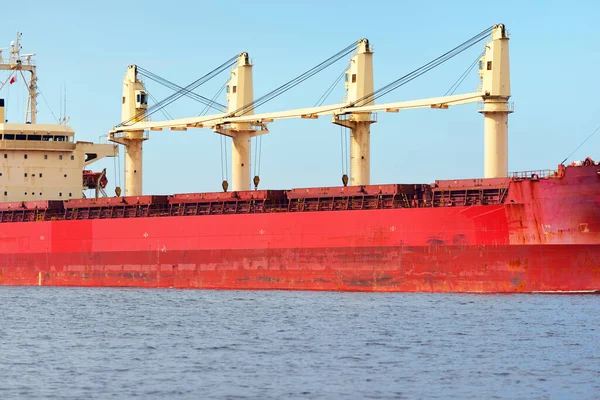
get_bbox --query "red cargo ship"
[0,27,598,292]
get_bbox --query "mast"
[0,32,38,124]
[215,52,267,191]
[333,39,375,186]
[479,24,512,178]
[109,65,148,196]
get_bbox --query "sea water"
[0,288,598,399]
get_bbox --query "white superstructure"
[0,33,117,202]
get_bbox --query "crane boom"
[111,91,482,133]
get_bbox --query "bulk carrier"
[0,25,598,292]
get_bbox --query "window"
[3,191,6,196]
[69,193,72,197]
[64,174,67,178]
[232,86,237,93]
[479,60,483,70]
[0,173,2,176]
[487,61,492,71]
[24,192,27,195]
[24,173,27,177]
[345,73,349,82]
[59,192,62,197]
[24,154,27,159]
[70,155,74,160]
[59,155,63,160]
[39,173,42,177]
[3,154,6,158]
[352,74,357,83]
[39,192,42,195]
[122,96,125,104]
[44,154,48,159]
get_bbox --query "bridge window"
[16,134,26,140]
[28,134,41,141]
[42,135,52,141]
[4,134,14,140]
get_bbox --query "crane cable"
[200,80,228,116]
[148,92,174,121]
[117,55,238,127]
[137,67,226,112]
[228,41,358,118]
[561,122,600,165]
[348,26,494,108]
[314,65,348,107]
[444,50,485,96]
[253,134,263,185]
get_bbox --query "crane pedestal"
[111,131,147,196]
[334,113,376,186]
[480,99,512,178]
[231,131,251,191]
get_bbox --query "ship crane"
[110,24,511,194]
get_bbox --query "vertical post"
[110,65,148,196]
[479,24,512,178]
[216,52,261,191]
[333,39,375,186]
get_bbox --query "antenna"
[59,81,69,125]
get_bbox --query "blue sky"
[1,0,599,195]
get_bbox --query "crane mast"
[109,65,148,196]
[479,24,512,178]
[214,52,267,191]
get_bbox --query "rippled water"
[0,288,598,399]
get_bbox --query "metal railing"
[509,169,558,179]
[477,101,515,112]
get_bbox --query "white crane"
[110,24,511,195]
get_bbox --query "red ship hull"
[1,163,599,292]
